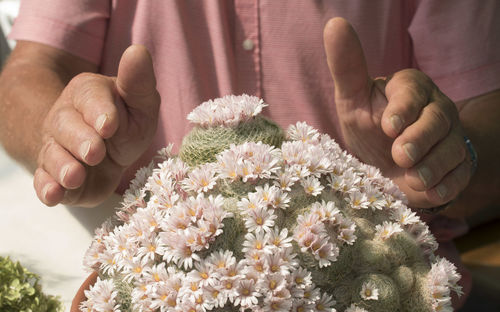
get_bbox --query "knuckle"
[428,106,451,133]
[395,84,427,108]
[405,72,435,101]
[69,73,111,109]
[410,126,432,151]
[77,86,98,109]
[390,85,429,116]
[399,69,432,86]
[407,87,428,108]
[51,107,72,133]
[69,72,99,87]
[398,68,420,79]
[410,68,432,84]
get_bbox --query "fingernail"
[436,184,447,199]
[60,165,70,184]
[403,143,418,162]
[390,115,403,133]
[417,166,432,187]
[95,114,108,132]
[80,140,91,161]
[42,184,51,202]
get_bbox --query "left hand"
[323,18,473,209]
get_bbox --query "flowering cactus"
[81,95,462,312]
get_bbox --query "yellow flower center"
[269,280,277,289]
[190,283,198,291]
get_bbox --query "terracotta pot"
[71,272,98,312]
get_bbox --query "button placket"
[242,38,255,51]
[234,0,261,97]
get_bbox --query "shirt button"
[242,39,254,51]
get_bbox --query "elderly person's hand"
[323,18,474,209]
[34,45,160,207]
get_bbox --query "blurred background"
[0,0,499,311]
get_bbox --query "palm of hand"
[337,80,394,170]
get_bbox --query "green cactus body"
[81,95,461,312]
[179,116,285,166]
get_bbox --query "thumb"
[323,17,371,104]
[116,45,160,114]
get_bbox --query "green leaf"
[0,256,63,312]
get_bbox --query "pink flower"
[287,121,320,143]
[182,163,218,193]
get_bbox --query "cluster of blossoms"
[187,94,267,128]
[293,201,356,268]
[81,95,462,312]
[427,258,463,312]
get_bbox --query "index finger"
[66,73,119,139]
[381,69,434,138]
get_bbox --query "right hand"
[323,18,471,209]
[34,45,160,207]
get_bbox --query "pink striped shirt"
[11,1,500,167]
